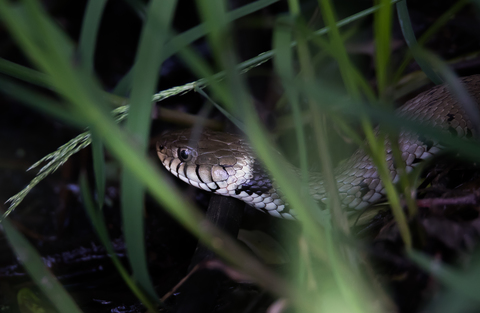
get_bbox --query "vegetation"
[1,0,480,312]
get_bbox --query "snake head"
[156,128,256,191]
[156,129,291,218]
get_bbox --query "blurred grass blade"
[79,174,159,311]
[0,77,86,128]
[317,0,359,97]
[5,101,132,217]
[121,0,147,19]
[412,48,480,134]
[394,0,468,82]
[193,2,326,310]
[440,75,480,135]
[121,0,177,302]
[0,57,51,88]
[374,0,393,96]
[116,0,404,97]
[428,291,478,313]
[316,0,411,248]
[396,0,443,84]
[297,75,480,162]
[119,0,395,96]
[1,217,83,313]
[311,0,389,309]
[78,0,108,74]
[4,71,229,216]
[408,250,480,303]
[375,0,415,240]
[314,0,358,235]
[194,86,246,130]
[294,20,375,100]
[114,0,279,95]
[1,1,293,304]
[273,16,308,181]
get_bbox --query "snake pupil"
[178,148,191,161]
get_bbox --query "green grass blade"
[113,0,279,95]
[296,76,480,163]
[194,86,246,130]
[0,77,86,128]
[1,216,84,313]
[411,48,480,133]
[374,0,393,96]
[0,57,51,88]
[78,0,108,74]
[273,16,309,182]
[193,1,322,310]
[84,106,295,304]
[147,0,402,103]
[315,0,411,249]
[1,0,291,301]
[396,0,443,84]
[394,0,468,82]
[317,0,359,98]
[368,0,413,243]
[408,250,480,303]
[313,0,362,238]
[79,175,159,311]
[120,0,177,302]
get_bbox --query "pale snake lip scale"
[157,75,480,220]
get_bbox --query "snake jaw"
[156,129,296,219]
[156,129,253,189]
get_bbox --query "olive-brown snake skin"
[156,75,480,220]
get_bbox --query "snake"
[156,75,480,220]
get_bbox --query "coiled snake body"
[157,75,480,220]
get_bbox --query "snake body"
[157,75,480,219]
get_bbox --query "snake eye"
[178,148,193,162]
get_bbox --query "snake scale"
[157,75,480,220]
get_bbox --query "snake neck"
[306,131,446,212]
[305,150,383,211]
[158,74,480,220]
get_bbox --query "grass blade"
[120,0,177,302]
[1,216,83,313]
[80,174,159,311]
[113,0,279,95]
[78,0,108,74]
[408,250,480,303]
[0,57,51,88]
[1,1,293,304]
[0,77,86,128]
[273,16,309,182]
[394,0,468,82]
[374,0,393,96]
[396,0,443,84]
